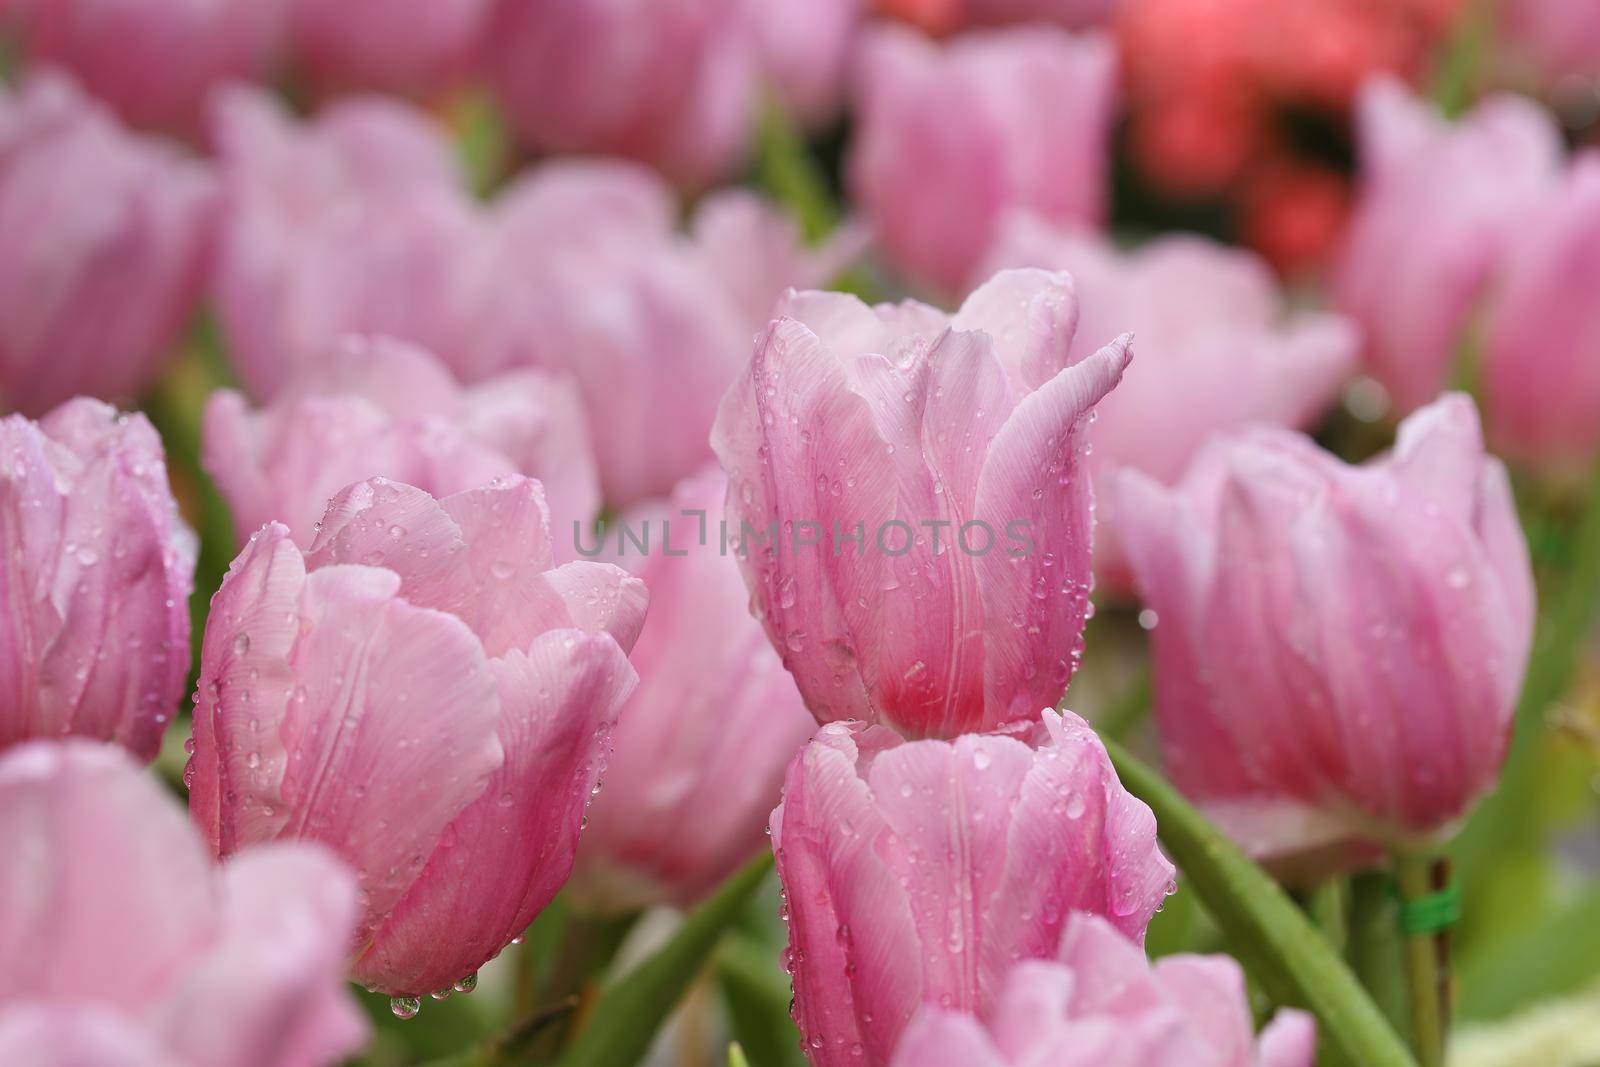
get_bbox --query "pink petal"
[974,337,1131,727]
[0,740,215,1008]
[192,523,503,946]
[355,629,636,994]
[309,478,645,656]
[154,844,369,1067]
[889,1011,1008,1067]
[0,1004,181,1067]
[0,401,194,761]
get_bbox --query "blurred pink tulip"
[189,476,646,996]
[9,0,282,133]
[0,73,215,415]
[209,88,483,398]
[755,0,865,126]
[1336,78,1562,415]
[0,739,366,1067]
[288,0,490,97]
[483,0,758,189]
[1500,0,1600,85]
[0,399,194,762]
[204,334,598,551]
[891,913,1314,1067]
[850,25,1116,296]
[772,710,1175,1067]
[469,159,860,508]
[570,467,816,911]
[712,269,1129,738]
[1116,395,1535,869]
[1483,154,1600,465]
[985,217,1357,592]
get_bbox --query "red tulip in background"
[890,913,1314,1067]
[772,710,1175,1067]
[189,477,645,997]
[569,467,816,912]
[0,740,365,1067]
[714,269,1128,738]
[0,400,194,762]
[0,73,215,415]
[1117,395,1534,872]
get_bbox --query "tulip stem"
[1393,852,1450,1067]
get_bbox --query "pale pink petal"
[0,741,216,1008]
[974,338,1131,726]
[155,845,369,1067]
[0,1004,181,1067]
[889,1011,1008,1067]
[355,629,636,994]
[192,523,503,946]
[0,401,193,761]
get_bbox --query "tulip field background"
[2,1,1600,1066]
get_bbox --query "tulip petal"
[194,524,502,944]
[154,844,370,1067]
[0,741,215,1007]
[974,337,1131,726]
[355,630,636,994]
[0,1004,181,1067]
[949,268,1079,396]
[889,1012,1009,1067]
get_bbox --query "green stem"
[1393,853,1447,1067]
[1308,877,1350,956]
[1103,738,1418,1067]
[1348,872,1411,1042]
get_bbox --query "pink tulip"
[1500,0,1600,86]
[288,0,490,97]
[959,0,1117,28]
[209,87,482,398]
[470,159,860,508]
[711,269,1130,738]
[9,0,282,134]
[483,0,758,190]
[755,0,865,126]
[984,217,1357,592]
[204,334,599,551]
[849,25,1116,296]
[0,739,366,1067]
[0,73,215,415]
[0,399,194,761]
[772,710,1175,1067]
[1335,78,1561,415]
[189,476,647,996]
[1483,153,1600,465]
[570,467,816,911]
[891,913,1314,1067]
[1116,395,1535,868]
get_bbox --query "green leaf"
[729,1043,752,1067]
[555,853,775,1067]
[753,97,839,243]
[718,931,806,1067]
[1102,738,1418,1067]
[1458,883,1600,1021]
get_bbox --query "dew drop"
[389,996,421,1020]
